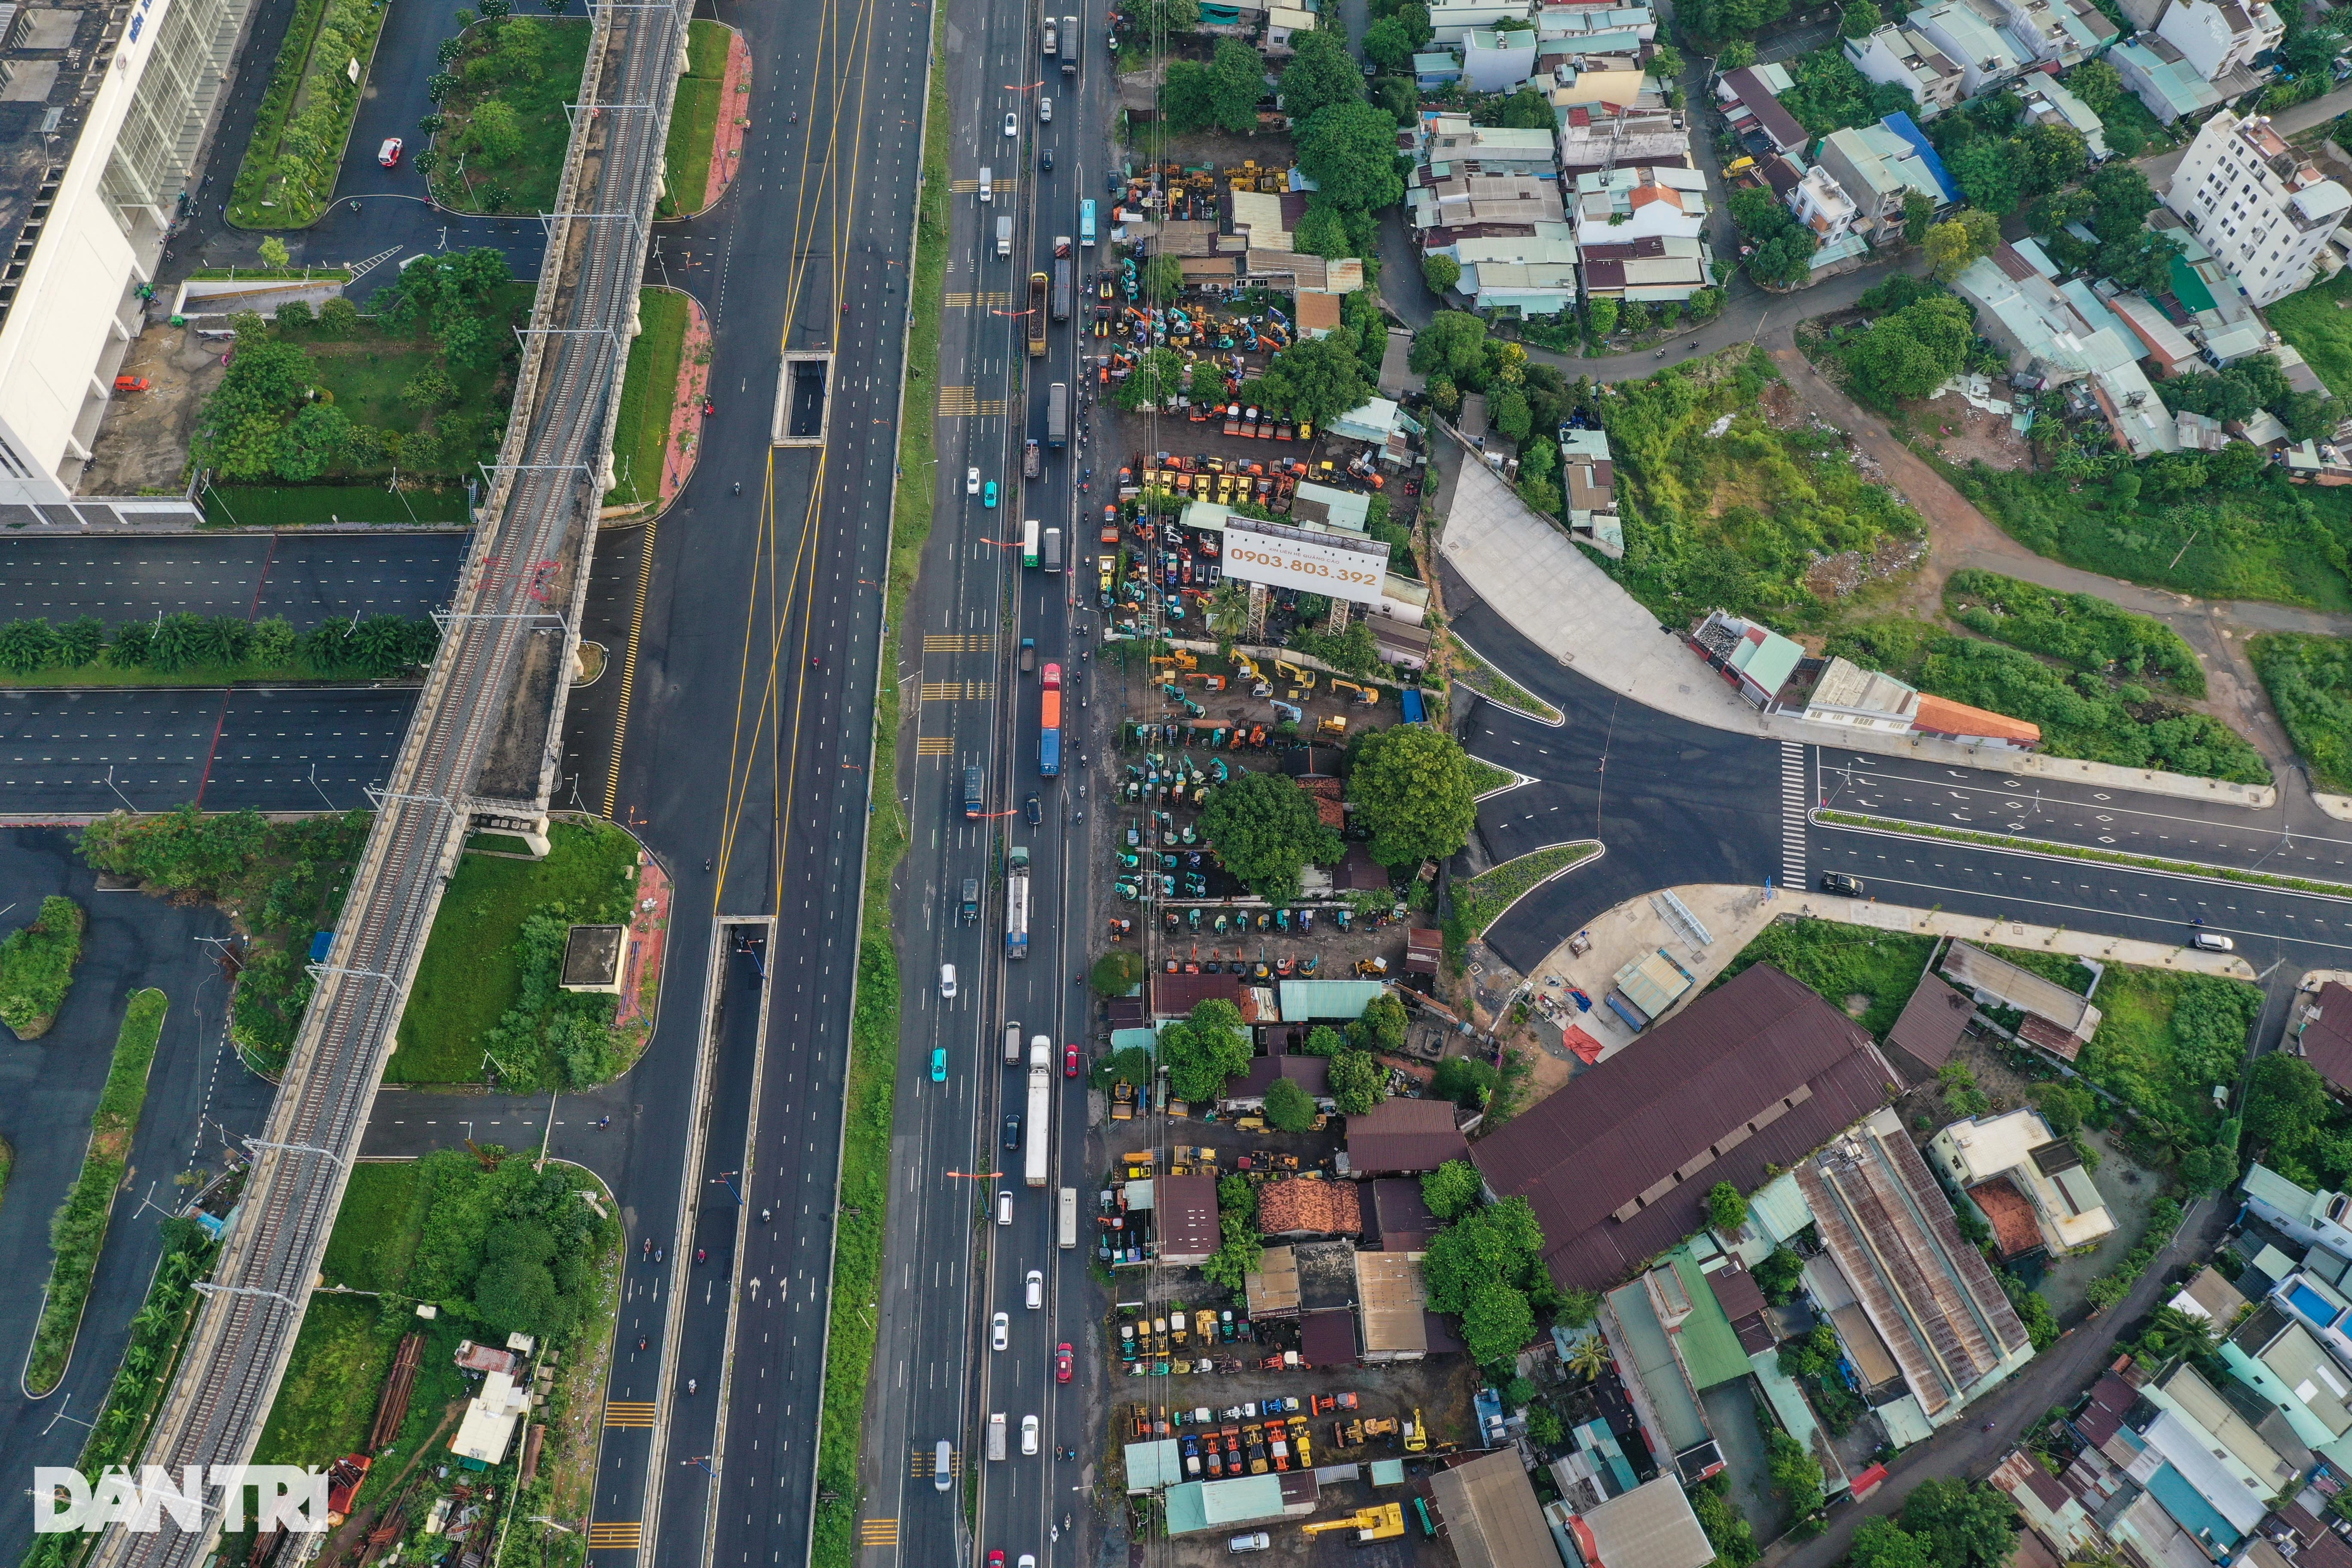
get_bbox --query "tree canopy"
[1296,99,1406,213]
[1279,30,1363,124]
[1160,999,1253,1102]
[1256,334,1374,429]
[1198,769,1342,898]
[1421,1158,1484,1219]
[1328,1049,1387,1115]
[1264,1076,1319,1131]
[1163,37,1267,134]
[1348,724,1478,868]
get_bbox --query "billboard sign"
[1218,518,1388,602]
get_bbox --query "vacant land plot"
[660,22,735,217]
[321,1160,427,1294]
[429,19,593,214]
[2248,632,2352,793]
[1944,569,2204,697]
[2267,262,2352,399]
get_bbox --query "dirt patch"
[1801,530,1928,601]
[1918,393,2033,473]
[80,324,227,496]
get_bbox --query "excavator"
[1404,1409,1428,1453]
[1301,1505,1406,1543]
[1328,678,1378,707]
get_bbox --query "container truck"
[1006,845,1030,961]
[1059,15,1077,74]
[1058,1186,1078,1249]
[996,215,1014,257]
[1027,273,1048,356]
[1047,382,1068,447]
[1052,240,1072,322]
[1025,1038,1052,1186]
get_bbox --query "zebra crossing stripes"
[1779,741,1809,891]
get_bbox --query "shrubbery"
[0,612,437,680]
[1945,569,2204,695]
[2250,633,2352,793]
[228,0,389,225]
[0,896,84,1038]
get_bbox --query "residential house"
[1815,116,1963,240]
[2223,1305,2352,1470]
[2239,1164,2352,1262]
[2111,34,2225,122]
[1798,1108,2037,1428]
[1553,1476,1716,1568]
[1538,0,1658,40]
[2168,1265,2248,1327]
[1341,1097,1469,1176]
[1883,973,1978,1081]
[2144,1363,2311,1499]
[1365,1179,1436,1252]
[2018,75,2109,160]
[1430,1450,1559,1568]
[1981,0,2118,67]
[1219,1053,1331,1112]
[1578,235,1716,303]
[2104,289,2202,374]
[1572,165,1710,246]
[1905,0,2032,95]
[451,1370,533,1467]
[1472,962,1904,1290]
[1942,941,2097,1054]
[1229,189,1305,250]
[1559,426,1621,554]
[2164,110,2352,308]
[1425,0,1537,43]
[1800,655,1920,733]
[1410,172,1568,233]
[1714,64,1808,156]
[1197,0,1270,31]
[1157,1171,1223,1266]
[1424,115,1562,178]
[1454,236,1581,315]
[1928,1106,2117,1258]
[1790,163,1860,243]
[1262,4,1320,51]
[1843,23,1966,117]
[2155,0,2282,90]
[1464,25,1543,89]
[2294,980,2352,1097]
[1355,1250,1431,1360]
[1950,248,2180,456]
[1257,1177,1365,1238]
[1556,102,1691,178]
[1688,608,1805,707]
[1416,47,1466,87]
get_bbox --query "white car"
[966,466,981,494]
[997,1190,1014,1226]
[1026,1268,1044,1308]
[940,963,958,998]
[1021,1415,1040,1455]
[992,1311,1010,1351]
[1039,96,1053,122]
[1004,112,1019,137]
[2192,930,2234,951]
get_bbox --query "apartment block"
[1842,24,1966,117]
[2164,110,2352,307]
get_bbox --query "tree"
[469,97,525,162]
[1491,386,1531,443]
[1198,769,1342,897]
[1296,99,1404,214]
[54,616,104,670]
[248,616,297,668]
[1203,1233,1263,1290]
[1586,297,1619,338]
[1352,994,1409,1054]
[1304,1024,1345,1057]
[2248,1053,2333,1153]
[1840,0,1882,34]
[1159,998,1253,1102]
[1280,31,1363,124]
[1219,1172,1260,1224]
[2018,122,2087,194]
[273,401,351,481]
[1364,15,1417,70]
[1900,1479,2018,1568]
[1707,1181,1749,1232]
[1257,334,1373,428]
[1091,949,1145,995]
[1899,189,1936,248]
[1412,312,1488,382]
[1767,1429,1825,1523]
[1649,43,1684,78]
[0,619,57,676]
[1432,1054,1497,1107]
[1526,1404,1565,1447]
[1923,219,1975,281]
[1422,1194,1547,1313]
[1421,1158,1484,1219]
[1853,1521,1936,1568]
[257,235,292,268]
[1164,38,1266,133]
[2069,58,2122,114]
[1115,346,1185,411]
[1292,202,1351,258]
[402,363,458,412]
[1348,723,1476,869]
[1566,1333,1610,1380]
[1264,1075,1320,1131]
[1328,1050,1387,1115]
[1463,1280,1536,1366]
[1717,39,1757,68]
[1422,252,1462,296]
[1948,138,2024,214]
[2137,1305,2220,1367]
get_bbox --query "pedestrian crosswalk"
[915,736,955,756]
[1780,741,1809,892]
[922,634,994,653]
[603,1400,656,1429]
[919,681,994,701]
[934,386,1008,418]
[859,1518,900,1546]
[586,1521,642,1549]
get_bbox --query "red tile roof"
[1969,1176,2045,1259]
[1914,693,2041,747]
[1258,1178,1364,1237]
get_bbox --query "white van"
[934,1440,954,1490]
[979,166,994,203]
[998,1190,1014,1226]
[1025,1268,1044,1309]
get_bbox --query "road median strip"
[1816,809,2352,900]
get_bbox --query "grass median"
[809,11,947,1568]
[1817,808,2352,899]
[0,896,84,1040]
[1446,842,1599,965]
[603,289,692,513]
[26,989,169,1396]
[1446,633,1561,724]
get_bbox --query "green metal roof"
[2243,1163,2321,1225]
[1280,979,1386,1020]
[1164,1475,1288,1534]
[1126,1439,1184,1491]
[1669,1253,1758,1390]
[1729,625,1804,698]
[2169,251,2218,315]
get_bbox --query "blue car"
[983,480,998,508]
[930,1047,948,1083]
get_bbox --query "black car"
[1004,1112,1023,1148]
[1819,872,1865,896]
[1041,147,1055,171]
[1025,793,1042,827]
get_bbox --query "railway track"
[83,2,685,1562]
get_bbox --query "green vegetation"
[320,1159,426,1293]
[1348,724,1478,870]
[1773,46,1917,136]
[1446,843,1598,961]
[79,807,367,1071]
[1464,756,1517,796]
[1715,916,1936,1036]
[2249,633,2352,793]
[1765,1427,1826,1532]
[1954,459,2352,614]
[2271,261,2352,401]
[1825,617,2267,784]
[1422,1159,1484,1219]
[426,19,593,214]
[1162,37,1270,134]
[1198,770,1342,900]
[603,289,693,510]
[2248,1051,2352,1189]
[812,22,942,1565]
[1264,1076,1319,1131]
[659,21,735,218]
[253,1293,400,1467]
[0,896,83,1038]
[1422,1194,1553,1368]
[2000,1268,2060,1349]
[26,990,168,1394]
[1605,350,1925,629]
[227,0,389,226]
[200,482,471,527]
[1446,634,1562,723]
[1851,1480,2020,1568]
[0,612,438,686]
[1754,1245,1804,1304]
[1160,999,1253,1103]
[192,254,526,484]
[389,819,642,1087]
[1945,569,2205,696]
[2078,970,2261,1148]
[1690,1476,1758,1568]
[1778,1319,1863,1436]
[2086,1196,2184,1312]
[21,1218,217,1568]
[1706,1182,1748,1233]
[1090,949,1145,996]
[1831,289,1977,410]
[1727,185,1819,289]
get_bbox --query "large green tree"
[1264,1076,1319,1131]
[1115,346,1186,411]
[1296,99,1405,212]
[1328,1050,1387,1115]
[1198,770,1342,898]
[1421,1158,1484,1218]
[1899,1479,2018,1568]
[1280,30,1363,124]
[1462,1280,1536,1366]
[1256,334,1373,428]
[1160,998,1253,1102]
[1163,37,1266,134]
[1348,724,1478,869]
[1409,311,1488,383]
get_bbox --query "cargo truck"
[1027,273,1048,356]
[1025,1038,1052,1186]
[1059,15,1077,73]
[1042,17,1057,52]
[963,765,984,819]
[1047,381,1068,447]
[1052,241,1072,322]
[996,215,1014,257]
[988,1413,1008,1461]
[1024,438,1041,479]
[1058,1186,1078,1249]
[1006,846,1030,961]
[1039,662,1062,777]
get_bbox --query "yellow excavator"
[1329,678,1379,707]
[1302,1505,1406,1542]
[1404,1409,1428,1452]
[1274,658,1318,693]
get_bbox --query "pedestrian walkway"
[1779,742,1809,891]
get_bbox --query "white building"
[2018,76,2108,161]
[1570,165,1709,246]
[1790,163,1859,242]
[1425,0,1535,43]
[450,1369,533,1467]
[1978,0,2118,67]
[1555,102,1690,176]
[0,0,257,508]
[2164,110,2352,308]
[2154,0,2282,88]
[1905,0,2031,98]
[1929,1108,2117,1258]
[1842,24,1966,117]
[1462,25,1541,90]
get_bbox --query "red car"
[1064,1043,1080,1078]
[988,1554,1005,1568]
[377,137,402,167]
[1056,1343,1074,1383]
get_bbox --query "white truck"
[988,1412,1008,1462]
[1025,1036,1052,1187]
[996,215,1014,257]
[1058,1185,1078,1249]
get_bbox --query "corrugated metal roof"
[1279,978,1386,1020]
[1432,1451,1556,1568]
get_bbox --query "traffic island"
[421,18,594,215]
[659,21,752,219]
[600,287,707,521]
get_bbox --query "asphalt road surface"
[0,687,413,815]
[0,533,466,628]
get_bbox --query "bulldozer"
[1359,1417,1399,1442]
[1330,1419,1363,1448]
[1301,1506,1406,1543]
[1317,714,1349,737]
[1354,956,1390,978]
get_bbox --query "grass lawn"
[1714,917,1936,1037]
[604,289,692,510]
[2266,250,2352,398]
[2249,632,2352,793]
[388,819,641,1083]
[321,1162,427,1292]
[249,1294,399,1466]
[200,483,470,528]
[433,19,594,214]
[659,21,734,218]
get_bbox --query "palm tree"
[2141,1305,2220,1364]
[1205,581,1250,648]
[1567,1334,1610,1382]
